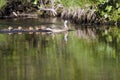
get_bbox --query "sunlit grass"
[56,0,97,8]
[0,0,7,9]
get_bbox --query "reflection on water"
[0,18,120,80]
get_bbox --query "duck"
[13,26,23,31]
[8,26,13,31]
[46,20,68,33]
[29,26,34,31]
[35,26,46,30]
[17,26,22,30]
[28,26,34,34]
[17,26,23,34]
[6,26,13,34]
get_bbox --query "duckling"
[7,26,13,35]
[8,26,13,31]
[29,26,34,31]
[17,26,23,34]
[28,26,34,34]
[35,26,41,30]
[18,26,22,30]
[35,26,41,34]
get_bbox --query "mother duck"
[46,20,68,33]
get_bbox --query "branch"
[12,12,18,17]
[38,7,57,16]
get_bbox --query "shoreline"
[0,1,119,26]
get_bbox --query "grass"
[56,0,97,8]
[0,0,7,9]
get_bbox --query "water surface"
[0,18,120,80]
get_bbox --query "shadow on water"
[0,18,120,80]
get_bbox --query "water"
[0,18,120,80]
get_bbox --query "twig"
[38,7,57,16]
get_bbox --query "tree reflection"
[1,25,120,80]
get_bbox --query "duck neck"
[64,22,68,30]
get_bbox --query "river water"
[0,18,120,80]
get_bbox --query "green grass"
[56,0,97,8]
[0,0,7,9]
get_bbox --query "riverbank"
[0,0,120,26]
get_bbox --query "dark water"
[0,18,120,80]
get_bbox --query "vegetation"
[56,0,92,7]
[0,0,7,9]
[59,0,120,24]
[97,0,120,24]
[0,0,120,25]
[98,26,120,52]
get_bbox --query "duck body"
[46,28,67,33]
[45,20,69,33]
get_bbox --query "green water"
[0,18,120,80]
